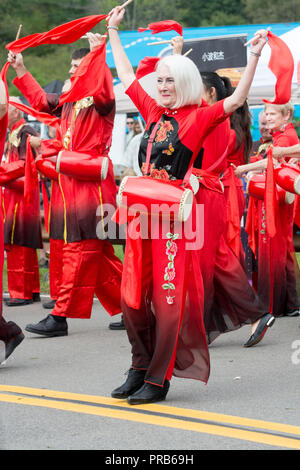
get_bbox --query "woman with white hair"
[107,6,270,405]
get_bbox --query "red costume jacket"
[2,118,42,249]
[13,68,117,243]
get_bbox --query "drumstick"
[119,0,134,8]
[147,40,172,46]
[82,0,134,39]
[16,24,22,40]
[244,27,270,46]
[183,48,193,57]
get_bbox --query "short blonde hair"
[156,55,203,109]
[264,101,294,122]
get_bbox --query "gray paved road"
[0,298,300,451]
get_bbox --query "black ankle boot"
[127,380,170,405]
[111,368,147,399]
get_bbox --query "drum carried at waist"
[274,164,300,195]
[246,173,294,205]
[56,150,109,182]
[117,175,194,222]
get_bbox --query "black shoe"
[33,293,41,303]
[111,368,147,399]
[127,380,170,405]
[244,313,275,348]
[43,299,57,310]
[5,298,33,307]
[25,315,68,337]
[285,308,300,317]
[109,315,125,330]
[0,317,25,363]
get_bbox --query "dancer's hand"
[108,6,125,28]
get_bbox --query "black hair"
[230,94,253,164]
[200,71,233,101]
[71,48,90,60]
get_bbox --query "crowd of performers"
[0,4,299,405]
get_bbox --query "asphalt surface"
[0,296,299,452]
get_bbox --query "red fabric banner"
[138,20,183,36]
[24,138,39,208]
[263,31,294,105]
[9,100,61,130]
[136,57,160,80]
[226,166,241,257]
[264,147,277,238]
[0,62,9,158]
[57,43,106,106]
[6,15,107,54]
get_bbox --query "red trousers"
[51,238,122,319]
[49,238,64,300]
[121,218,209,387]
[5,244,40,299]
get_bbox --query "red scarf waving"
[136,57,160,80]
[138,20,183,36]
[6,15,107,54]
[263,31,294,105]
[9,100,61,130]
[58,43,107,107]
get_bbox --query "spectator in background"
[251,110,272,158]
[123,119,144,176]
[125,116,135,150]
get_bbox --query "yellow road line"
[0,385,299,449]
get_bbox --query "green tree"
[243,0,300,23]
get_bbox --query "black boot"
[0,317,25,362]
[43,299,57,309]
[25,314,68,337]
[5,298,33,307]
[111,368,147,399]
[109,315,125,330]
[127,380,170,405]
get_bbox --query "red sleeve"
[125,78,160,124]
[13,71,59,114]
[93,65,115,116]
[196,98,231,142]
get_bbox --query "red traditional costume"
[0,85,25,361]
[117,78,239,387]
[222,128,246,258]
[193,113,268,344]
[13,67,123,320]
[1,118,42,301]
[246,123,300,316]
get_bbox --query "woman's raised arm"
[224,30,268,115]
[107,7,136,90]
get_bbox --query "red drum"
[246,173,294,205]
[36,157,58,181]
[274,164,300,195]
[56,150,108,181]
[117,175,194,222]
